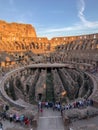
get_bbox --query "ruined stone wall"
[50,33,98,51]
[0,20,98,54]
[0,20,37,41]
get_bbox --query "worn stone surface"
[63,106,98,121]
[0,20,36,39]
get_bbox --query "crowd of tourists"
[38,101,62,112]
[0,105,34,129]
[0,98,94,130]
[61,98,93,110]
[38,98,93,113]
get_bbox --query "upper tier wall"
[0,20,98,54]
[0,20,37,41]
[0,20,98,42]
[50,33,98,45]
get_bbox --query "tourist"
[61,107,63,116]
[53,104,55,111]
[19,114,25,125]
[40,103,43,112]
[13,113,16,122]
[45,102,49,109]
[24,117,30,127]
[57,104,61,111]
[9,113,13,122]
[38,101,41,110]
[2,111,7,120]
[0,122,3,130]
[15,114,20,122]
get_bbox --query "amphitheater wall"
[0,64,98,108]
[86,72,98,108]
[0,67,26,109]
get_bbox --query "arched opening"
[26,84,29,94]
[38,93,42,100]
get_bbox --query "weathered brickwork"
[0,20,98,54]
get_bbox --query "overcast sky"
[0,0,98,39]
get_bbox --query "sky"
[0,0,98,39]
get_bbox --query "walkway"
[1,107,98,130]
[34,108,98,130]
[34,108,65,130]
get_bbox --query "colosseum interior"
[0,20,98,130]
